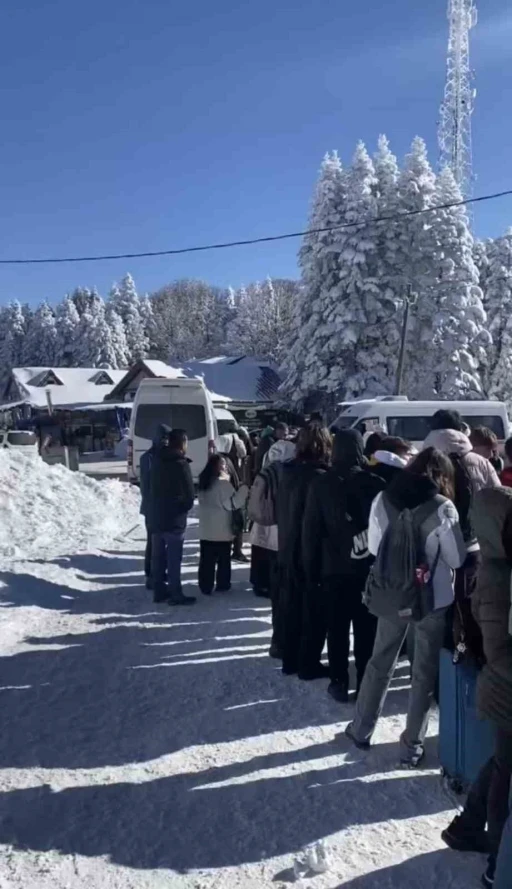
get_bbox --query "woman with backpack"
[346,447,466,767]
[276,424,332,679]
[302,430,385,703]
[197,454,249,596]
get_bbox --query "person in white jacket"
[197,454,248,595]
[346,447,466,767]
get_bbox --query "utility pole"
[438,0,477,197]
[395,285,417,396]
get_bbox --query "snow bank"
[0,450,141,562]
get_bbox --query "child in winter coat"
[197,455,248,595]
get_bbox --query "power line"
[0,188,511,266]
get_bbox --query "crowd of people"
[139,411,511,888]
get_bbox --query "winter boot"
[345,722,370,750]
[441,815,489,855]
[328,681,349,704]
[298,663,329,681]
[168,592,197,606]
[481,857,496,888]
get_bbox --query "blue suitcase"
[438,647,496,792]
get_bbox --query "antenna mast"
[438,0,477,197]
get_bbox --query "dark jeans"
[324,576,377,689]
[199,540,232,594]
[151,532,185,600]
[144,519,152,579]
[458,727,512,860]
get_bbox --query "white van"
[332,398,510,449]
[128,378,218,483]
[0,429,39,455]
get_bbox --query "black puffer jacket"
[472,487,512,734]
[277,459,328,572]
[302,430,385,584]
[148,449,195,534]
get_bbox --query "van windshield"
[135,405,207,441]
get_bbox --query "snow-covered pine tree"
[349,135,402,396]
[280,152,347,408]
[105,303,130,369]
[109,274,148,363]
[55,296,81,366]
[70,287,94,317]
[481,230,512,404]
[0,301,26,372]
[323,141,381,399]
[225,285,253,356]
[138,293,158,358]
[417,166,489,398]
[393,137,438,396]
[22,301,58,366]
[76,291,119,368]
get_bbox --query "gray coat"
[198,479,248,542]
[472,487,512,734]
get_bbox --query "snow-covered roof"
[181,357,280,403]
[8,367,127,409]
[139,360,184,379]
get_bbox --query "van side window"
[134,404,207,442]
[387,416,432,441]
[355,418,379,435]
[462,416,505,439]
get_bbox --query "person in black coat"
[302,430,385,702]
[276,423,331,679]
[139,424,171,589]
[149,428,196,605]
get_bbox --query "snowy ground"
[0,505,488,888]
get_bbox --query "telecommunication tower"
[438,0,478,197]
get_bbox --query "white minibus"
[128,378,218,483]
[332,398,509,449]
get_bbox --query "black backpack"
[364,494,444,622]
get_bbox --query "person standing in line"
[346,448,466,767]
[217,432,249,562]
[276,424,332,679]
[423,410,501,664]
[371,437,414,484]
[149,428,196,606]
[442,486,512,889]
[470,426,504,475]
[302,430,385,703]
[248,439,296,657]
[197,454,249,595]
[139,424,170,590]
[255,422,289,475]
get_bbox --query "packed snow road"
[0,516,486,888]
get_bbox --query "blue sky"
[0,0,511,306]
